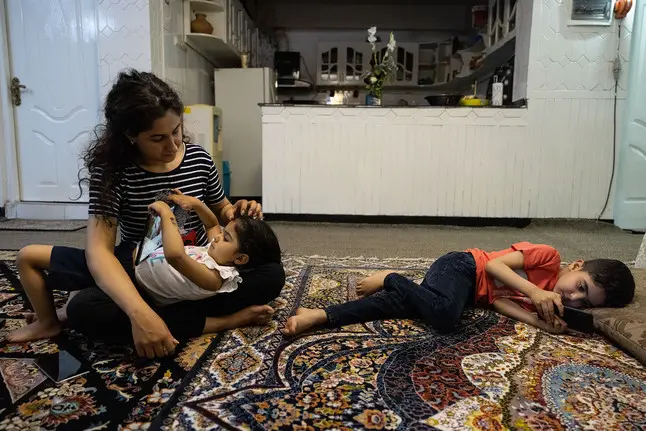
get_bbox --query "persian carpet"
[0,252,645,430]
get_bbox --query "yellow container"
[459,98,490,107]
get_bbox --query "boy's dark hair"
[234,216,282,269]
[582,259,635,307]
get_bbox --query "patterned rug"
[0,252,645,430]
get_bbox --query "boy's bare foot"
[282,308,328,336]
[24,307,68,325]
[6,320,62,343]
[356,270,393,297]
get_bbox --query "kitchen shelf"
[421,30,516,91]
[189,0,224,13]
[185,33,240,67]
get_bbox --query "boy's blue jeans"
[325,252,477,333]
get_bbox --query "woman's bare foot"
[24,307,68,325]
[6,320,62,343]
[282,308,328,336]
[356,270,393,297]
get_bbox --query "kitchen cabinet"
[183,0,255,67]
[378,42,418,86]
[488,0,517,48]
[317,43,367,85]
[316,42,417,86]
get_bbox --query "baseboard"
[263,214,532,228]
[6,202,88,220]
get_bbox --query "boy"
[282,242,635,336]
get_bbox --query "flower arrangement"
[363,27,397,105]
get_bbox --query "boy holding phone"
[283,242,635,336]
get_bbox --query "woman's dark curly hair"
[78,69,188,218]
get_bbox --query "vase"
[366,94,382,106]
[191,13,213,35]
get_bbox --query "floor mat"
[0,255,645,429]
[0,219,86,232]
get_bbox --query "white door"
[615,2,646,231]
[6,0,99,202]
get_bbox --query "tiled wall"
[527,0,633,98]
[97,0,152,103]
[151,0,214,106]
[98,0,212,106]
[525,0,635,219]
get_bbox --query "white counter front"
[261,103,615,219]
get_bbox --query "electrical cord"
[598,24,622,220]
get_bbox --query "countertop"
[260,100,528,109]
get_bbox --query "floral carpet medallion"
[0,254,644,429]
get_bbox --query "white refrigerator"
[214,67,276,198]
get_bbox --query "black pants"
[47,243,205,342]
[325,252,477,333]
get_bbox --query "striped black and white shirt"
[88,144,225,246]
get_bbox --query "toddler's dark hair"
[234,216,282,268]
[582,259,635,307]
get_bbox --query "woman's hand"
[149,200,174,217]
[167,189,201,211]
[130,307,179,358]
[529,289,564,326]
[224,200,263,221]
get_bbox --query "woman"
[26,69,284,358]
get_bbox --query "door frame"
[0,0,21,217]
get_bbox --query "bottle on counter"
[491,76,503,106]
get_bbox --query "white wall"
[98,0,212,106]
[150,0,214,106]
[525,0,634,219]
[98,0,152,103]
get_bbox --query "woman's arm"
[85,216,178,358]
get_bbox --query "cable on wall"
[597,23,623,220]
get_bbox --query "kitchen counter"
[261,103,529,218]
[260,98,613,220]
[259,101,528,109]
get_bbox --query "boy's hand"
[168,189,201,211]
[148,201,173,216]
[540,315,568,334]
[529,289,564,326]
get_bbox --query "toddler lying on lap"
[283,242,635,336]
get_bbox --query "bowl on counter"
[424,94,463,106]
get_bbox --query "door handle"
[10,77,26,106]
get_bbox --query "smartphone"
[135,204,177,265]
[558,306,595,334]
[35,351,89,384]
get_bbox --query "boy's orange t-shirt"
[466,242,561,312]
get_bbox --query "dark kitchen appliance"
[274,51,301,86]
[424,94,463,106]
[487,58,514,105]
